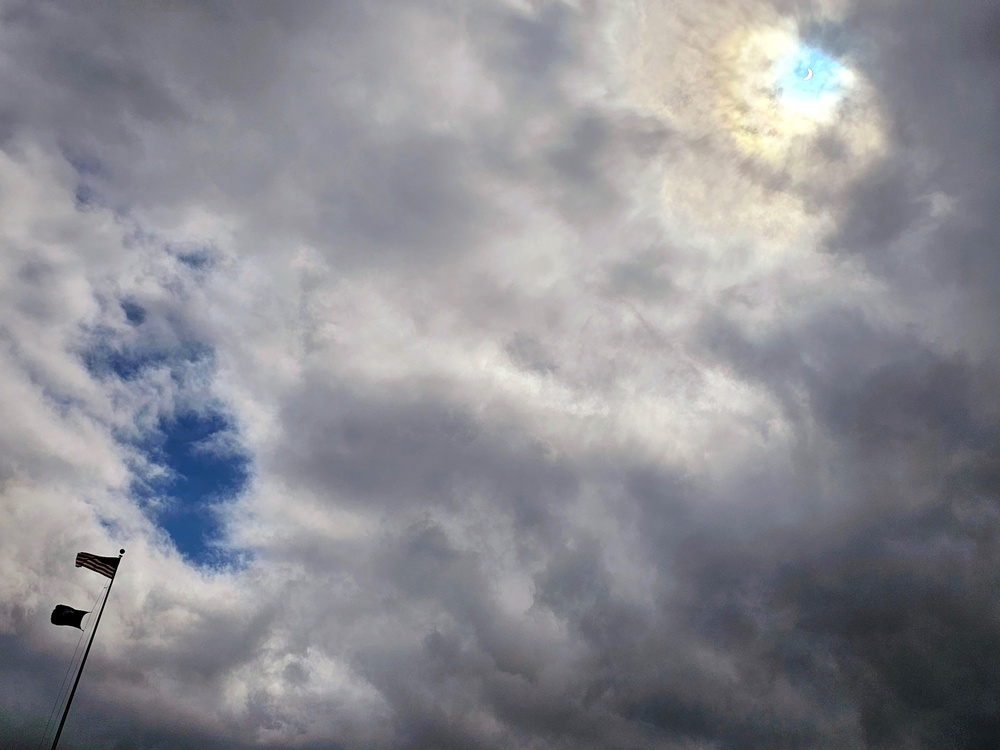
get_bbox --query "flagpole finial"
[119,549,125,555]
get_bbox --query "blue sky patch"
[65,152,109,210]
[773,44,845,104]
[120,300,147,326]
[81,301,250,565]
[75,182,98,208]
[83,338,213,381]
[132,409,251,564]
[167,243,219,272]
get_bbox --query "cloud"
[1,0,999,748]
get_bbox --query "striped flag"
[75,552,120,579]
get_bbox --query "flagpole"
[49,549,124,750]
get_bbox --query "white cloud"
[2,1,1000,748]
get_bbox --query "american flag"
[75,552,120,579]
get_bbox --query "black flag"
[50,605,88,629]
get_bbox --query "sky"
[1,0,1000,747]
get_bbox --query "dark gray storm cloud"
[2,0,1000,748]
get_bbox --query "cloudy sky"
[2,0,1000,747]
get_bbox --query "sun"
[713,25,854,161]
[623,4,888,248]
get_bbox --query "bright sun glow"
[774,43,852,117]
[713,26,854,160]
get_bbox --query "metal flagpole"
[49,549,125,750]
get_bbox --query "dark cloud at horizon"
[1,0,999,748]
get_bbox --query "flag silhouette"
[75,552,119,579]
[50,605,88,629]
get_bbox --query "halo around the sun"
[712,23,858,162]
[624,2,888,248]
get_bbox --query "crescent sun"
[803,68,814,81]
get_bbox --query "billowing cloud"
[1,0,999,748]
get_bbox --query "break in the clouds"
[2,0,1000,747]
